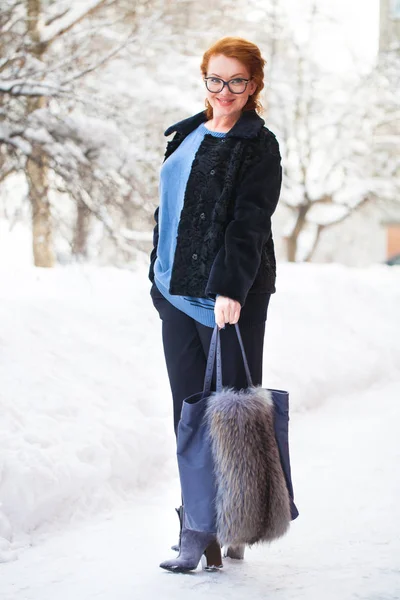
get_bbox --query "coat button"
[192,253,198,260]
[200,212,206,220]
[210,169,215,175]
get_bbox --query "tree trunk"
[286,234,298,263]
[26,133,55,267]
[72,197,91,259]
[304,224,323,262]
[284,204,309,262]
[26,0,55,267]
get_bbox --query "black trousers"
[150,284,271,434]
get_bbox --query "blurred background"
[1,0,399,269]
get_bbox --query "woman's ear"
[249,80,257,95]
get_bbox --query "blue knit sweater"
[154,122,226,327]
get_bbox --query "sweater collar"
[164,109,265,139]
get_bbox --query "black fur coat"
[149,109,282,307]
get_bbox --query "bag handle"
[203,324,222,396]
[233,323,254,388]
[203,323,254,395]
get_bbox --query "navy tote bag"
[176,324,298,543]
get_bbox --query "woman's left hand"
[214,296,241,329]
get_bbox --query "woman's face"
[204,54,257,119]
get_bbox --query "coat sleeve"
[148,205,159,283]
[205,146,282,306]
[148,131,178,283]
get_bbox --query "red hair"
[200,37,266,120]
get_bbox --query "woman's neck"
[205,112,241,133]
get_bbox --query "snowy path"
[2,381,399,600]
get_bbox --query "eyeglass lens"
[205,78,248,94]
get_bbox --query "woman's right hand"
[214,295,241,329]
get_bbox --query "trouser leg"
[162,317,207,434]
[151,287,207,434]
[151,289,215,531]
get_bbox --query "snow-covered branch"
[0,78,71,97]
[40,0,108,45]
[44,8,69,28]
[63,31,138,84]
[0,165,17,184]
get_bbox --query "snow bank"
[264,262,400,411]
[0,266,173,560]
[0,263,399,559]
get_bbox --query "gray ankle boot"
[171,506,183,552]
[224,544,245,559]
[160,514,218,573]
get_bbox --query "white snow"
[0,220,32,268]
[0,266,173,554]
[0,262,400,598]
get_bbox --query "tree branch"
[0,78,71,97]
[62,31,137,84]
[304,224,323,262]
[0,165,17,183]
[44,8,69,28]
[304,195,371,262]
[40,0,108,46]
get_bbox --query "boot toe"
[159,559,196,573]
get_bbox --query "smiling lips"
[217,99,235,104]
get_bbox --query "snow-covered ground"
[1,263,400,599]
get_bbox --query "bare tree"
[0,0,162,266]
[268,4,400,262]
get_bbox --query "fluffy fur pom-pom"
[206,386,291,546]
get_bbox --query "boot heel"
[203,540,223,571]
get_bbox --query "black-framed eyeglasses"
[204,76,252,94]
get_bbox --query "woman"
[149,37,282,572]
